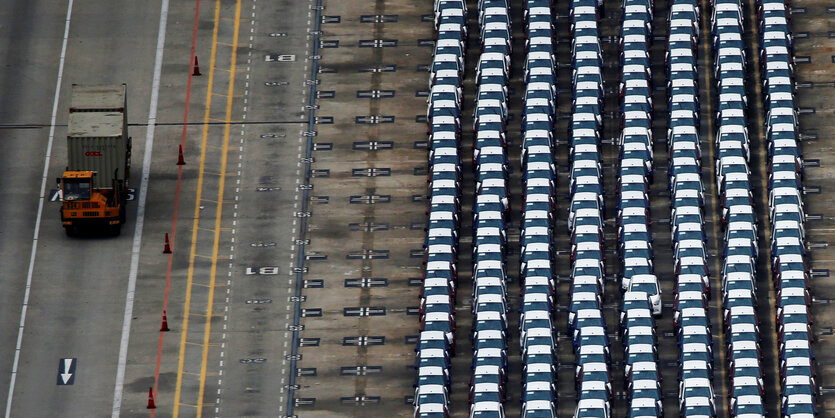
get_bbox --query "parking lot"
[287,0,835,416]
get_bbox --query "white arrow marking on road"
[60,359,73,384]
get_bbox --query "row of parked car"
[756,0,818,416]
[519,0,560,417]
[566,1,615,417]
[469,0,515,416]
[614,0,665,415]
[662,0,720,417]
[711,0,771,415]
[414,1,468,417]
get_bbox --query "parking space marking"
[284,0,322,412]
[212,2,258,417]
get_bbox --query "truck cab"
[59,170,125,235]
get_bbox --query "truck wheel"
[110,224,122,237]
[119,205,126,223]
[65,226,76,237]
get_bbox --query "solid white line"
[3,1,74,416]
[110,0,170,415]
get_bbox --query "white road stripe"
[110,0,170,415]
[4,1,74,416]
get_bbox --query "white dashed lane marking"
[214,1,257,416]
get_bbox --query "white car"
[627,275,661,316]
[521,399,556,417]
[574,398,610,418]
[679,396,715,418]
[572,275,604,297]
[679,377,715,408]
[674,306,707,330]
[570,208,604,233]
[729,394,766,417]
[470,401,505,417]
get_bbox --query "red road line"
[151,0,202,414]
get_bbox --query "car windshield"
[576,407,607,417]
[624,317,653,329]
[775,228,801,240]
[683,405,712,415]
[725,263,752,274]
[684,387,710,398]
[730,331,757,342]
[786,402,816,413]
[779,296,806,307]
[727,246,753,257]
[579,386,609,400]
[571,300,598,312]
[472,411,501,417]
[682,368,710,380]
[579,353,606,364]
[579,334,607,346]
[784,365,812,377]
[63,179,91,201]
[681,352,709,363]
[622,231,649,242]
[473,390,501,403]
[735,403,765,414]
[682,315,708,328]
[573,200,598,211]
[679,248,705,258]
[782,312,809,325]
[628,407,658,418]
[624,249,650,259]
[631,282,658,295]
[631,388,660,401]
[417,393,445,405]
[577,250,602,260]
[627,351,655,364]
[785,383,814,397]
[525,390,553,402]
[785,348,811,359]
[631,370,659,382]
[522,318,551,330]
[732,385,760,397]
[574,267,602,277]
[623,265,651,277]
[526,371,551,382]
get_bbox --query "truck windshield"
[64,180,91,200]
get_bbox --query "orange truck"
[57,84,131,236]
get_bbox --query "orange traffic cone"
[192,56,202,76]
[160,310,170,332]
[177,145,186,165]
[163,233,172,254]
[147,387,156,409]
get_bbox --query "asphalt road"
[0,0,313,416]
[0,0,65,407]
[0,0,160,416]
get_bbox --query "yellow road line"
[172,0,222,415]
[196,0,243,415]
[698,0,729,414]
[742,0,782,410]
